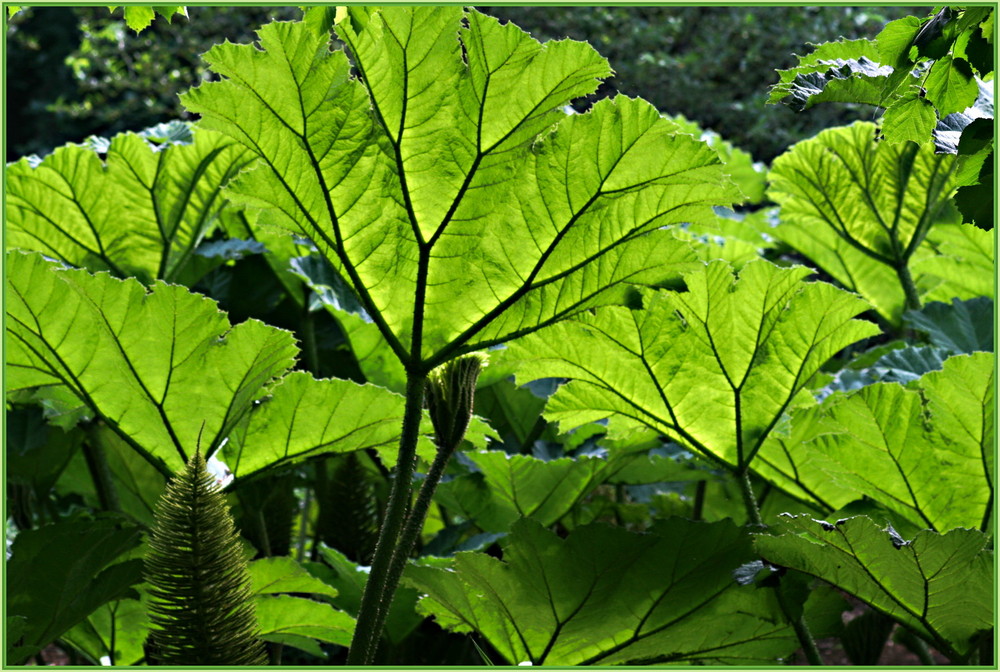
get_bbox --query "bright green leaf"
[755,515,992,661]
[6,127,252,285]
[759,353,994,532]
[63,597,149,666]
[434,451,614,531]
[248,556,340,600]
[255,594,355,649]
[505,259,878,470]
[6,251,298,475]
[222,371,434,478]
[924,56,980,116]
[768,122,961,324]
[882,90,938,144]
[915,223,995,303]
[181,10,738,368]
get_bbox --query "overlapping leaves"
[503,259,878,469]
[181,8,740,366]
[757,352,994,531]
[5,251,421,479]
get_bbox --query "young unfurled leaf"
[755,515,992,662]
[181,9,740,366]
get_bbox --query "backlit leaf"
[755,515,992,661]
[504,260,878,470]
[181,10,739,367]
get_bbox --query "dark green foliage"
[317,453,381,565]
[235,472,298,558]
[6,518,144,664]
[144,451,267,665]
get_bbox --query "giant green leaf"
[768,122,961,324]
[6,519,144,664]
[755,515,992,662]
[6,126,252,285]
[504,259,878,471]
[407,517,796,665]
[757,352,994,532]
[181,10,740,368]
[6,251,298,475]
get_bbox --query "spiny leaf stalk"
[144,451,267,665]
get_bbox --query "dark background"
[6,5,924,163]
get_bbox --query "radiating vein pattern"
[180,8,741,364]
[504,259,878,469]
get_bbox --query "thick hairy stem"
[368,436,460,646]
[895,262,922,312]
[346,371,427,665]
[736,467,763,527]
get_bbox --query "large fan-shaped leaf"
[767,122,961,324]
[6,251,297,474]
[757,352,994,532]
[406,517,796,665]
[504,260,878,470]
[181,10,740,367]
[755,515,992,662]
[6,126,252,285]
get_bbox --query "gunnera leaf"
[144,450,268,665]
[406,517,798,665]
[503,259,878,471]
[755,515,992,662]
[756,352,994,533]
[181,8,742,368]
[5,125,252,285]
[767,121,962,325]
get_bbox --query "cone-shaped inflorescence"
[144,450,267,665]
